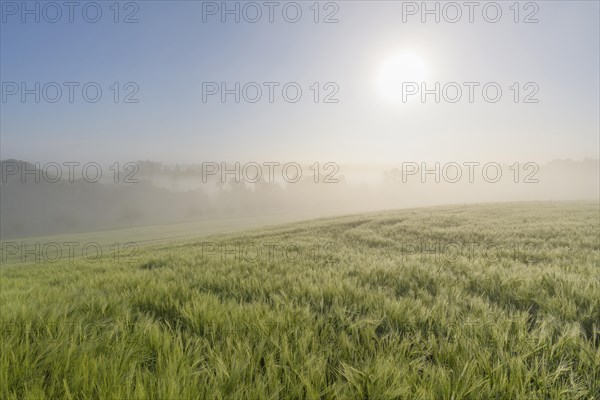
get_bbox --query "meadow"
[1,202,599,399]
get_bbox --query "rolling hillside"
[1,202,599,399]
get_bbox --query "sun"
[377,53,429,103]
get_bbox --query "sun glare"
[377,53,428,103]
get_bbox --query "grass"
[1,202,599,399]
[0,211,327,265]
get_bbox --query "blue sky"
[1,0,599,164]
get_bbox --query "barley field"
[1,202,599,399]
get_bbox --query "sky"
[1,0,599,165]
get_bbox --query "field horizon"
[3,1,599,397]
[2,199,594,251]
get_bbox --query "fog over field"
[1,158,599,238]
[1,2,599,240]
